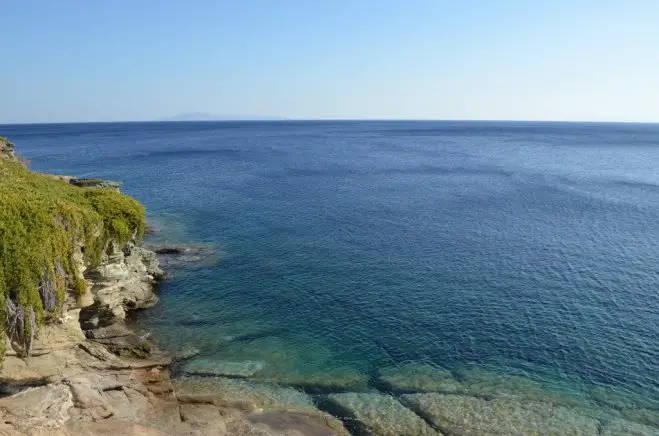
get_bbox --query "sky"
[2,0,658,123]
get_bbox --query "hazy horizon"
[3,117,659,127]
[3,1,659,124]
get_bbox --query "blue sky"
[2,0,658,123]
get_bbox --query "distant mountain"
[158,113,288,122]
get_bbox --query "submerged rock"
[324,392,438,436]
[172,345,201,361]
[613,408,659,430]
[256,368,369,393]
[590,385,659,413]
[248,410,350,436]
[600,418,659,436]
[451,367,586,407]
[150,244,202,255]
[377,363,462,394]
[144,222,161,236]
[174,376,318,413]
[455,367,546,398]
[401,393,600,435]
[182,358,266,377]
[174,377,349,433]
[146,243,221,271]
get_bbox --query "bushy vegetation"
[0,153,145,359]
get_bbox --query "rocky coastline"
[1,138,657,436]
[0,239,348,435]
[0,138,348,435]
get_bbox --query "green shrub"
[0,156,145,359]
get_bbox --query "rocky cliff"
[0,141,347,436]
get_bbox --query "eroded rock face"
[0,240,162,385]
[0,235,352,435]
[324,392,438,436]
[401,393,600,436]
[80,243,163,331]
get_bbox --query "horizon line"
[2,118,659,126]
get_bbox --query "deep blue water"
[3,121,659,415]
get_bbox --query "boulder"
[324,392,438,436]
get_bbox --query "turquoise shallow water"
[4,121,659,431]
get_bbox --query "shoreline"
[0,235,349,435]
[0,138,349,435]
[2,137,659,435]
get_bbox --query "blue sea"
[4,121,659,431]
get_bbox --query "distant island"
[158,112,288,122]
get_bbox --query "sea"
[3,121,659,432]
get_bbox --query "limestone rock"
[64,420,172,435]
[0,308,87,383]
[401,393,600,435]
[179,403,225,427]
[248,410,349,436]
[174,376,317,413]
[325,392,438,436]
[0,348,78,383]
[81,243,162,330]
[85,324,153,359]
[0,384,73,431]
[78,340,129,368]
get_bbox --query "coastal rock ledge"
[0,142,348,436]
[0,243,346,436]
